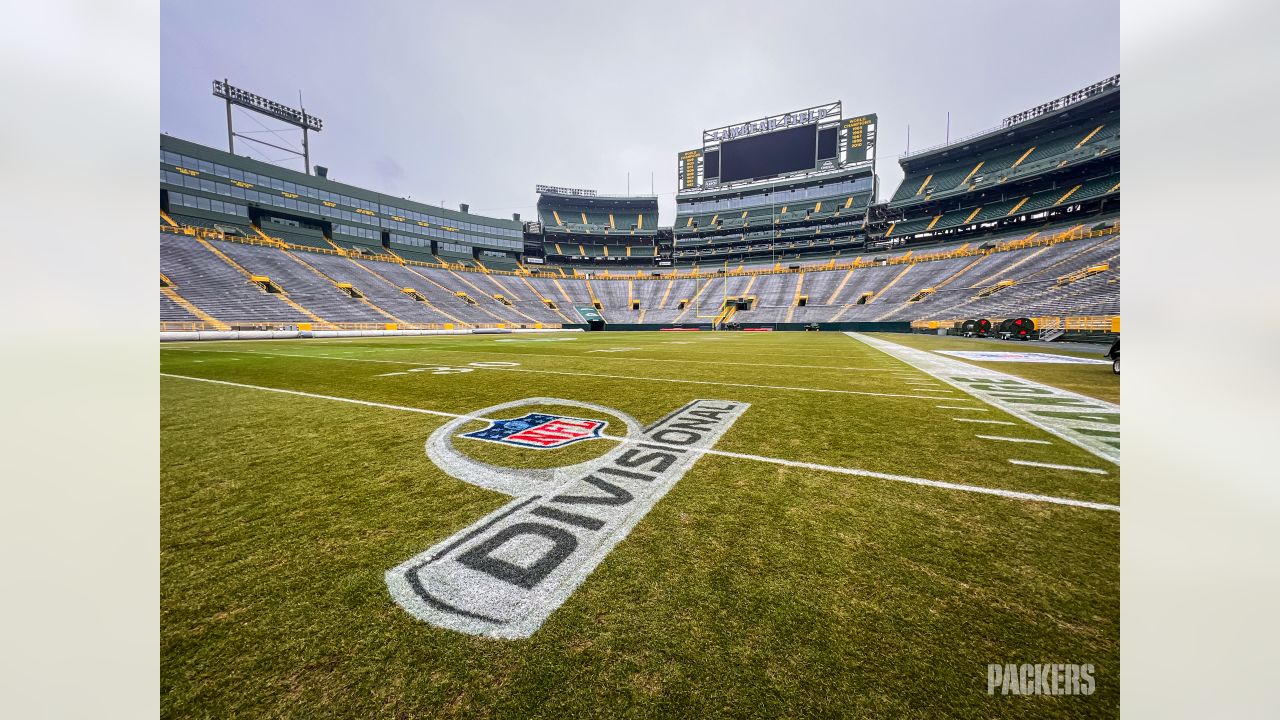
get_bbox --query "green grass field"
[161,330,1119,718]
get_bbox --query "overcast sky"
[161,0,1118,224]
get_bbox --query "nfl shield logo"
[461,413,607,449]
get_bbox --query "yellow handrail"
[161,220,1117,283]
[160,320,561,332]
[910,315,1118,332]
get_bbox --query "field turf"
[161,330,1119,718]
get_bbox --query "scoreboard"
[843,113,878,163]
[679,149,701,191]
[719,122,819,183]
[678,103,876,192]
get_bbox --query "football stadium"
[160,15,1120,719]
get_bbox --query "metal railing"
[901,76,1119,161]
[910,315,1118,333]
[162,218,1116,284]
[160,320,561,332]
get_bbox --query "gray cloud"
[162,0,1118,224]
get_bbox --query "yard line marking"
[976,435,1052,445]
[953,418,1016,425]
[165,349,956,401]
[848,333,1120,465]
[160,372,1119,512]
[938,405,986,411]
[165,344,903,373]
[161,373,485,421]
[485,367,955,401]
[307,345,910,374]
[1008,459,1108,475]
[690,449,1118,511]
[162,341,895,363]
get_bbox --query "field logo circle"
[425,397,643,496]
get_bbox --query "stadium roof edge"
[536,190,658,201]
[898,80,1119,167]
[159,134,524,229]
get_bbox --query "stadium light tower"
[212,79,323,174]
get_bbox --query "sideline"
[847,333,1120,464]
[163,348,959,401]
[162,372,1120,512]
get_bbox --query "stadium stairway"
[642,277,700,324]
[583,278,604,312]
[963,245,1051,288]
[160,220,1118,330]
[627,279,668,319]
[275,250,387,320]
[215,241,388,325]
[782,274,807,323]
[536,276,575,307]
[514,276,574,323]
[160,291,198,322]
[160,234,315,326]
[870,257,975,320]
[440,267,535,325]
[160,281,229,329]
[300,253,453,325]
[593,281,631,318]
[198,237,333,327]
[673,276,728,323]
[378,263,494,326]
[345,261,478,326]
[557,275,594,305]
[891,235,1120,321]
[890,119,1119,208]
[466,272,552,326]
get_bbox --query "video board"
[677,102,876,192]
[719,123,818,183]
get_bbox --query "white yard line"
[701,449,1117,511]
[938,405,986,411]
[161,373,480,421]
[164,348,957,401]
[161,372,1119,512]
[953,418,1017,425]
[848,333,1120,465]
[164,344,905,372]
[163,340,891,364]
[976,435,1052,445]
[486,367,956,401]
[272,344,910,374]
[1008,459,1108,475]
